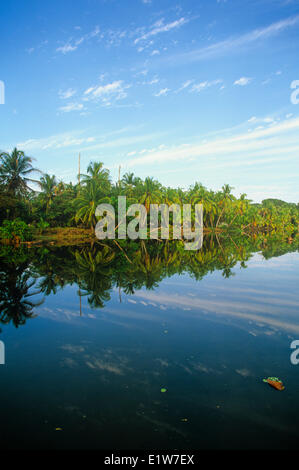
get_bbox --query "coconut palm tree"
[38,174,58,214]
[80,161,110,189]
[0,148,40,198]
[122,172,137,186]
[122,172,140,200]
[215,184,235,228]
[138,177,162,212]
[74,180,111,230]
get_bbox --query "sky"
[1,0,299,202]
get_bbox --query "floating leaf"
[160,388,167,393]
[263,377,285,391]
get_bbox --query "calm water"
[0,239,299,450]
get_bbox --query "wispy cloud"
[59,88,77,99]
[141,76,159,85]
[165,15,299,64]
[56,43,78,54]
[234,77,252,86]
[56,26,101,54]
[134,17,188,44]
[175,80,194,93]
[191,79,223,92]
[59,102,84,113]
[154,88,170,97]
[17,131,95,151]
[125,117,299,169]
[83,80,131,106]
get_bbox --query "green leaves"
[0,147,40,198]
[0,219,33,241]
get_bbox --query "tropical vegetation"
[0,147,298,244]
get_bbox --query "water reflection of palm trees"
[0,233,297,323]
[0,259,43,327]
[74,246,115,308]
[34,235,298,309]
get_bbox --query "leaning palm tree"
[0,148,41,197]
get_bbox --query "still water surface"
[0,241,299,449]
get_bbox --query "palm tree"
[122,172,140,200]
[176,187,186,206]
[80,161,110,189]
[163,187,180,206]
[74,180,111,230]
[38,174,58,214]
[0,148,40,197]
[138,177,162,212]
[216,184,235,228]
[122,172,137,186]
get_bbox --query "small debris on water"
[263,377,285,391]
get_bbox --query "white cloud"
[125,117,299,170]
[234,77,252,86]
[262,78,271,85]
[59,88,77,99]
[134,17,188,44]
[191,79,222,93]
[83,80,130,106]
[93,81,124,97]
[248,115,277,125]
[17,131,95,151]
[165,15,299,64]
[175,80,194,93]
[154,88,170,97]
[141,76,159,85]
[56,43,78,54]
[59,103,84,113]
[56,26,101,54]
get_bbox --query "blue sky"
[1,0,299,202]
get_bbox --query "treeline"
[0,147,298,240]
